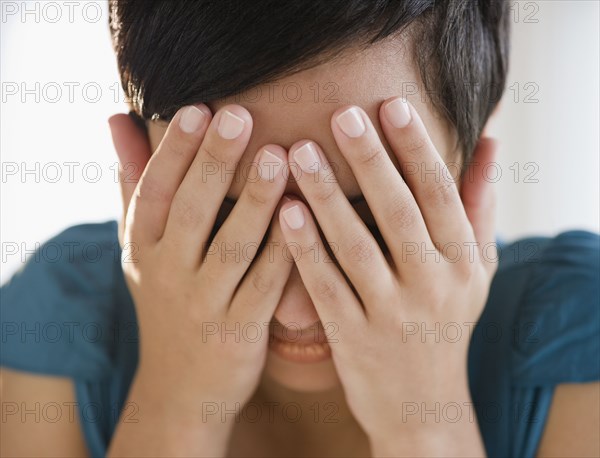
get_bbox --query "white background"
[1,1,599,284]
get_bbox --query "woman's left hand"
[278,96,498,457]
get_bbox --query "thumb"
[460,137,499,274]
[108,113,152,243]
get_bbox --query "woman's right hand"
[107,105,292,456]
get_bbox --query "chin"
[263,350,341,392]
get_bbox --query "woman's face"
[146,37,459,392]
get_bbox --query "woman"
[2,1,599,457]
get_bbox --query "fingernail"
[218,110,246,139]
[336,107,366,138]
[384,98,411,129]
[294,142,320,173]
[282,205,305,230]
[258,149,283,181]
[179,106,205,133]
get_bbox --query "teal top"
[1,221,599,457]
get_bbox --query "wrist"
[368,387,485,457]
[135,359,238,414]
[370,423,485,458]
[127,369,236,452]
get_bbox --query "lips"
[268,320,332,363]
[269,320,328,344]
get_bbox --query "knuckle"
[313,277,339,303]
[296,241,320,261]
[250,270,273,295]
[198,264,223,290]
[137,175,170,205]
[311,183,337,205]
[171,196,205,229]
[356,144,387,169]
[454,256,476,282]
[401,135,429,157]
[386,198,418,230]
[199,143,223,165]
[244,185,269,207]
[425,178,457,207]
[163,135,192,159]
[346,233,376,264]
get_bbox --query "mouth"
[268,336,332,363]
[268,321,332,363]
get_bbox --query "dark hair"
[109,0,510,161]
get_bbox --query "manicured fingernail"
[179,106,205,133]
[282,205,305,230]
[385,98,411,129]
[258,149,283,181]
[294,142,320,173]
[336,107,366,138]
[218,110,245,139]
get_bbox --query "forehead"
[147,37,457,199]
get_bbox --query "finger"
[288,140,395,305]
[128,104,212,245]
[330,105,434,276]
[108,113,152,211]
[460,137,499,274]
[278,199,365,332]
[228,208,293,328]
[161,105,253,264]
[199,145,287,294]
[379,97,474,252]
[108,113,152,244]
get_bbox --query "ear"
[108,113,152,245]
[482,101,503,137]
[460,137,498,275]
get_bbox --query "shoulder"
[0,221,130,380]
[2,221,121,300]
[495,230,600,384]
[497,229,599,291]
[471,230,599,382]
[469,231,599,456]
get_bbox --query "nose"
[273,264,320,329]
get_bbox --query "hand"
[278,97,497,456]
[108,105,292,455]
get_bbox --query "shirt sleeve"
[0,222,121,381]
[469,230,600,458]
[511,230,600,385]
[508,230,599,456]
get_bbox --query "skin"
[143,40,461,395]
[1,38,599,457]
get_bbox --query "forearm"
[371,421,486,458]
[107,373,232,458]
[370,390,486,458]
